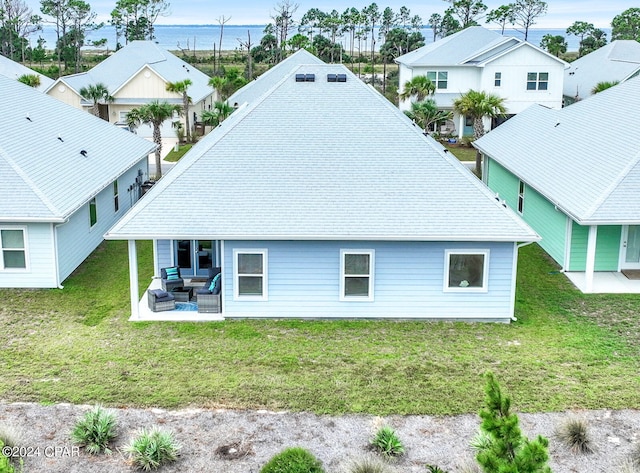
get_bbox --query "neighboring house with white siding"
[563,40,640,104]
[45,41,215,143]
[0,75,155,288]
[0,54,53,92]
[395,26,567,138]
[475,76,640,294]
[105,56,538,322]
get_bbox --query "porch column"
[585,225,597,293]
[457,114,464,139]
[128,239,140,320]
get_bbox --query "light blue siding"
[155,240,173,274]
[57,160,147,283]
[214,240,517,321]
[0,223,56,288]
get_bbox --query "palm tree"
[17,74,41,88]
[166,79,193,142]
[201,101,235,128]
[453,90,507,176]
[591,80,620,94]
[404,99,453,134]
[126,100,182,179]
[399,75,436,103]
[79,83,114,118]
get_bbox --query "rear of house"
[106,60,538,321]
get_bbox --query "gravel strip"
[0,403,639,472]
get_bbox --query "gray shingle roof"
[0,54,54,92]
[46,41,214,103]
[475,76,640,224]
[106,60,537,243]
[0,75,156,222]
[563,40,640,99]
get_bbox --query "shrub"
[555,417,593,454]
[342,454,393,473]
[0,424,23,449]
[71,405,117,455]
[0,440,16,473]
[125,427,180,471]
[260,447,324,473]
[370,426,404,458]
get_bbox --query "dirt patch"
[1,403,639,472]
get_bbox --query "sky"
[23,0,639,29]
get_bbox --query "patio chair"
[197,267,221,313]
[160,266,184,292]
[148,289,176,312]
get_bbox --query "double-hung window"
[517,180,525,214]
[113,181,119,212]
[444,250,489,292]
[340,250,374,301]
[1,228,27,270]
[527,72,548,90]
[494,72,502,87]
[89,198,97,228]
[426,71,448,90]
[234,249,267,300]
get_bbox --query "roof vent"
[80,150,88,157]
[327,74,347,82]
[57,134,64,142]
[26,113,32,122]
[295,73,315,82]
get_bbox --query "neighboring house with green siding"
[474,77,640,293]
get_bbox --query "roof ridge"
[0,146,61,217]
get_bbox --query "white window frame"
[233,249,268,301]
[0,227,29,271]
[444,250,489,293]
[113,181,119,212]
[526,72,548,91]
[340,249,375,301]
[426,71,448,90]
[517,180,525,214]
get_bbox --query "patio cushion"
[208,274,221,292]
[165,267,179,280]
[150,289,169,298]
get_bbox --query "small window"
[527,72,548,91]
[234,249,267,300]
[465,116,474,127]
[113,181,119,212]
[426,71,448,90]
[494,72,502,87]
[89,198,97,227]
[445,250,489,292]
[340,250,374,301]
[517,180,525,214]
[1,228,27,270]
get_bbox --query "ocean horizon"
[29,24,603,53]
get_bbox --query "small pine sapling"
[475,372,552,473]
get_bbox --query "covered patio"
[564,271,640,294]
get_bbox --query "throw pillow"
[209,274,220,292]
[166,267,179,281]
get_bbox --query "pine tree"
[476,372,552,473]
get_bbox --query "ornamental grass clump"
[556,416,594,454]
[260,447,325,473]
[71,405,117,455]
[342,454,393,473]
[370,426,405,458]
[125,427,180,471]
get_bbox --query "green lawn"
[1,242,639,415]
[444,143,477,162]
[164,143,193,162]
